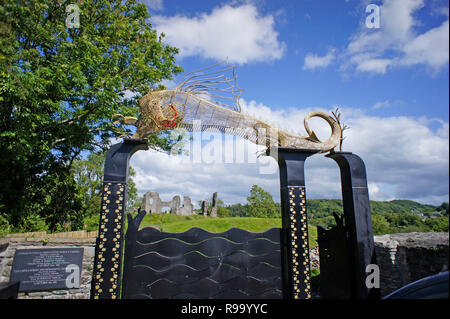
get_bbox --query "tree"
[71,152,105,219]
[425,217,449,232]
[0,0,182,230]
[225,203,249,217]
[436,202,449,216]
[217,206,231,218]
[71,151,138,226]
[371,214,391,235]
[246,185,279,218]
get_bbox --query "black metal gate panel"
[122,212,283,299]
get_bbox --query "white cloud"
[152,4,286,64]
[308,0,449,75]
[130,98,449,206]
[368,182,395,202]
[142,0,164,11]
[302,48,336,71]
[342,0,449,74]
[372,100,391,110]
[400,20,450,70]
[161,79,177,89]
[437,122,449,139]
[354,57,392,74]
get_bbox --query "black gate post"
[325,152,379,299]
[268,147,317,299]
[91,138,148,299]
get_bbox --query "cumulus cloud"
[400,20,450,69]
[342,0,449,74]
[130,98,449,206]
[302,48,336,71]
[304,0,449,74]
[152,4,286,64]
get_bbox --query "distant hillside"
[305,199,448,234]
[383,199,436,213]
[307,199,440,219]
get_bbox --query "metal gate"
[121,210,283,299]
[90,139,378,299]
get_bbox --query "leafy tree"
[424,217,449,232]
[71,152,104,219]
[225,203,249,217]
[371,214,391,235]
[0,214,11,237]
[308,215,337,229]
[0,0,182,230]
[246,185,279,218]
[436,202,449,216]
[71,151,138,217]
[217,206,231,218]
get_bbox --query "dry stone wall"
[0,231,97,299]
[374,232,449,297]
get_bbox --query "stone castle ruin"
[200,192,218,217]
[141,191,219,217]
[141,191,194,216]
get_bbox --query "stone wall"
[0,232,96,299]
[374,232,449,297]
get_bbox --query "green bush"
[0,214,11,237]
[15,214,49,233]
[217,206,231,217]
[372,214,391,235]
[82,214,101,232]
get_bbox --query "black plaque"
[10,248,84,292]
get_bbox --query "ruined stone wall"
[374,232,449,297]
[141,191,194,215]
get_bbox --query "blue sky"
[129,0,449,207]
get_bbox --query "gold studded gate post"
[267,147,317,299]
[90,139,148,299]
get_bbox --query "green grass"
[136,213,318,247]
[141,214,280,232]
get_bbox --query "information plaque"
[9,248,84,292]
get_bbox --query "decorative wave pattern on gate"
[122,212,283,299]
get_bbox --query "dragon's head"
[134,89,182,138]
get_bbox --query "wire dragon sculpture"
[113,60,342,153]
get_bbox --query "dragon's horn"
[304,111,342,152]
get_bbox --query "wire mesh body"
[114,60,342,153]
[135,90,341,152]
